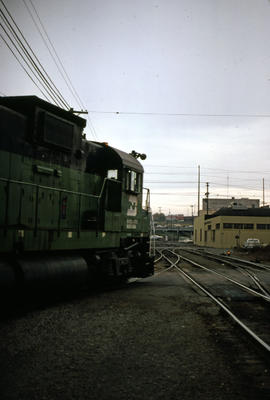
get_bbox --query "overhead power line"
[22,0,82,110]
[145,172,266,182]
[144,177,267,193]
[0,0,70,109]
[145,181,198,184]
[21,0,98,139]
[150,192,264,198]
[150,193,200,196]
[88,110,270,118]
[0,23,52,102]
[145,164,270,174]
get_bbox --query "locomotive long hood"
[0,95,86,128]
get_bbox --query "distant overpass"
[155,226,193,239]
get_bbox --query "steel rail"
[174,265,270,353]
[139,249,180,279]
[161,249,270,353]
[179,248,270,299]
[154,254,163,264]
[230,256,270,271]
[128,251,176,284]
[159,250,181,268]
[237,267,270,298]
[128,264,175,284]
[153,264,176,277]
[175,251,270,302]
[196,249,270,272]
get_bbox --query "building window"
[204,231,207,242]
[212,230,215,242]
[195,230,197,241]
[223,223,233,229]
[200,229,202,241]
[233,223,243,229]
[257,224,266,229]
[207,225,211,230]
[243,224,254,229]
[216,223,220,230]
[257,224,270,229]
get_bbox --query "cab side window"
[107,169,118,179]
[125,170,141,192]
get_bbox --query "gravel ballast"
[0,270,269,400]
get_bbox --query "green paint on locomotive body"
[0,96,151,254]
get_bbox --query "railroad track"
[185,247,270,272]
[156,247,270,357]
[178,247,270,298]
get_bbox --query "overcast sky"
[1,0,270,215]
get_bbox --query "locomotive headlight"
[130,151,147,160]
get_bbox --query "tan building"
[194,208,270,249]
[202,197,260,213]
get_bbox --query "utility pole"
[205,182,209,215]
[190,205,194,225]
[263,178,265,207]
[197,165,200,216]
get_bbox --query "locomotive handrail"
[97,177,109,204]
[96,177,122,231]
[96,177,110,232]
[143,187,151,211]
[0,176,122,235]
[0,176,122,200]
[1,177,100,236]
[0,177,100,199]
[97,177,122,200]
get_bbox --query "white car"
[179,237,193,243]
[243,238,261,248]
[150,235,163,240]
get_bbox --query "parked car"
[150,235,163,240]
[179,237,193,243]
[243,238,261,248]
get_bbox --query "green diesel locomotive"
[0,95,153,292]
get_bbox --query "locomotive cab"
[84,142,147,235]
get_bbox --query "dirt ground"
[232,246,270,263]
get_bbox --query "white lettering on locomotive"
[127,195,137,216]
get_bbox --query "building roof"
[205,207,270,219]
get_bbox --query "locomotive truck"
[0,95,153,293]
